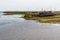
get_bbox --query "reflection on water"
[0,13,25,26]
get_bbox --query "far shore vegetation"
[3,11,60,23]
[3,11,26,15]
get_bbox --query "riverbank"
[3,11,60,23]
[24,14,60,23]
[24,12,60,23]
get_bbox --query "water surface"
[0,13,60,40]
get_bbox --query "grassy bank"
[39,15,60,23]
[24,14,60,23]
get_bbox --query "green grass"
[24,14,60,23]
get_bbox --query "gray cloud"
[0,0,60,11]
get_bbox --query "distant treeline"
[3,12,26,15]
[3,11,60,15]
[3,11,38,15]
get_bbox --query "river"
[0,13,60,40]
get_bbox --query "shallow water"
[0,13,60,40]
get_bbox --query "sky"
[0,0,60,11]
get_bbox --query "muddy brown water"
[0,13,60,40]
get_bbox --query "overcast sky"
[0,0,60,11]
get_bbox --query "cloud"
[0,0,60,11]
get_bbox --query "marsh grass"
[24,14,60,23]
